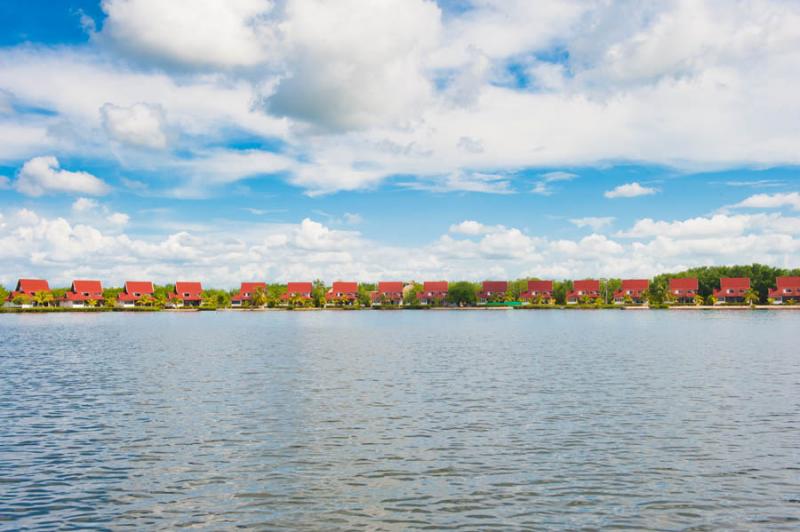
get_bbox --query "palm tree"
[693,294,704,306]
[33,290,54,307]
[744,289,759,306]
[86,298,98,308]
[251,287,268,308]
[137,294,156,307]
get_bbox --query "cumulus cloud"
[101,102,168,149]
[604,182,658,199]
[449,220,490,235]
[72,197,99,212]
[107,212,130,226]
[570,217,615,231]
[732,192,800,211]
[14,156,110,197]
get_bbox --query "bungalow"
[768,276,800,304]
[281,282,314,305]
[613,279,649,304]
[231,282,267,307]
[371,281,404,306]
[117,281,155,307]
[169,281,203,307]
[326,281,359,306]
[566,279,601,304]
[417,281,448,305]
[7,278,51,307]
[668,277,699,304]
[520,280,553,303]
[713,277,750,304]
[479,281,508,304]
[61,280,104,308]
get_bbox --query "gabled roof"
[286,282,313,294]
[620,279,649,291]
[481,281,508,293]
[15,279,50,293]
[239,282,266,293]
[776,276,800,288]
[72,280,102,293]
[125,281,154,294]
[527,280,553,292]
[330,281,358,294]
[423,281,448,292]
[669,277,698,291]
[377,281,404,293]
[173,282,202,300]
[573,279,600,292]
[720,277,750,289]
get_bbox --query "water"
[1,310,799,530]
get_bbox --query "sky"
[1,0,799,288]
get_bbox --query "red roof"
[573,279,600,292]
[232,282,267,301]
[776,276,800,289]
[65,280,103,301]
[527,280,553,292]
[14,279,50,294]
[720,277,750,290]
[286,282,313,294]
[330,281,358,294]
[377,281,404,294]
[620,279,649,291]
[423,281,448,292]
[669,277,698,291]
[173,281,202,301]
[125,281,154,295]
[481,281,508,293]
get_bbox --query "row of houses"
[6,276,800,307]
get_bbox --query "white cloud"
[101,102,168,149]
[541,171,577,182]
[107,212,130,226]
[14,156,111,197]
[732,192,800,211]
[100,0,276,69]
[570,217,615,231]
[604,182,658,199]
[449,220,489,235]
[72,197,99,212]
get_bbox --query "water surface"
[1,310,799,529]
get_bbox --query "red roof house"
[117,281,155,306]
[417,281,448,305]
[371,281,405,306]
[62,280,104,307]
[478,281,508,303]
[566,279,601,304]
[281,282,314,303]
[326,281,359,305]
[713,277,750,304]
[768,276,800,304]
[520,280,553,302]
[613,279,649,304]
[8,279,51,305]
[231,282,267,306]
[669,277,699,303]
[170,281,203,307]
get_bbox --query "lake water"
[1,310,799,530]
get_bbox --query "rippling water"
[1,310,799,530]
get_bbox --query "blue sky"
[1,0,799,287]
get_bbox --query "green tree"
[744,289,759,306]
[0,285,9,305]
[33,290,54,307]
[447,281,478,307]
[137,294,156,307]
[403,289,420,307]
[357,285,372,307]
[706,295,717,305]
[311,280,327,308]
[13,294,32,306]
[693,294,705,306]
[600,279,621,304]
[251,287,268,308]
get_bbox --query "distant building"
[371,281,404,306]
[326,281,359,306]
[117,281,155,307]
[61,280,104,307]
[713,277,750,304]
[169,282,203,307]
[613,279,649,304]
[668,278,699,304]
[520,280,553,302]
[7,279,50,307]
[478,281,508,304]
[281,282,314,305]
[231,282,267,307]
[417,281,448,305]
[566,279,601,304]
[768,276,800,304]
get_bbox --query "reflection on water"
[1,310,799,529]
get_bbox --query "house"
[613,279,649,304]
[713,277,750,304]
[7,278,51,307]
[768,276,800,304]
[520,280,553,303]
[281,282,314,305]
[117,281,155,307]
[61,280,104,308]
[478,281,508,304]
[371,281,404,306]
[566,279,601,304]
[231,282,267,307]
[417,281,448,305]
[169,282,203,307]
[326,281,359,306]
[668,278,699,304]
